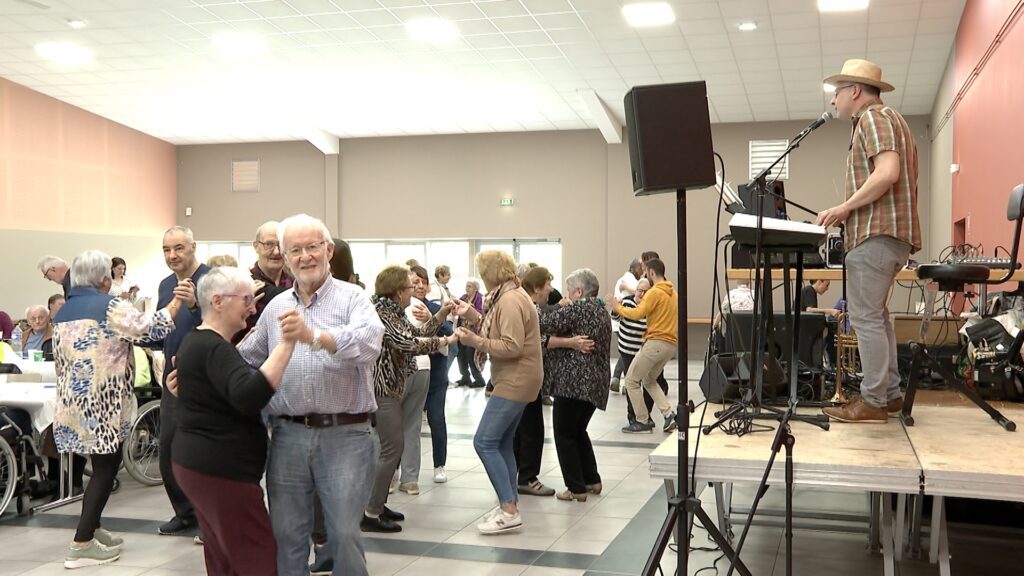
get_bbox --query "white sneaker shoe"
[388,470,400,494]
[433,467,447,483]
[477,510,523,534]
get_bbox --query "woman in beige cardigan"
[453,250,542,535]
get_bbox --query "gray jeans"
[400,369,430,483]
[366,396,402,516]
[846,235,912,408]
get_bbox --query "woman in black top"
[538,268,612,502]
[172,266,296,576]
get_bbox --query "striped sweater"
[617,295,646,356]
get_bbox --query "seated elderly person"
[21,305,53,360]
[48,294,66,320]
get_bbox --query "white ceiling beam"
[304,127,340,155]
[578,89,623,144]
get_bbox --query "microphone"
[804,111,833,133]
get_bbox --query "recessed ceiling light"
[737,22,757,31]
[818,0,869,12]
[212,31,268,58]
[622,2,676,28]
[405,18,460,44]
[66,19,87,29]
[35,42,93,65]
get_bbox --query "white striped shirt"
[239,276,384,416]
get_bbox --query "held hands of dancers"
[455,326,481,347]
[277,309,310,345]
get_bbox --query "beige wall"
[176,140,326,240]
[175,115,932,319]
[1,78,175,318]
[929,49,956,255]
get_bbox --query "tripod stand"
[640,190,752,576]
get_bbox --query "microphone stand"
[707,115,833,576]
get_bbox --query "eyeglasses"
[832,84,856,96]
[286,241,327,258]
[255,240,281,251]
[42,267,54,279]
[223,293,255,306]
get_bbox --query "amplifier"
[826,233,844,268]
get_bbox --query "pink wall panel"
[952,1,1024,253]
[0,77,175,236]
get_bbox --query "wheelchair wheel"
[0,438,16,517]
[124,400,162,486]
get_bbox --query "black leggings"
[75,449,123,542]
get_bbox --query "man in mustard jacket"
[613,258,678,434]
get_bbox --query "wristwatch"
[310,329,323,352]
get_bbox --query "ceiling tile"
[348,10,402,28]
[477,1,530,18]
[247,1,300,19]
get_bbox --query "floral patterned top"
[538,298,612,411]
[52,287,175,454]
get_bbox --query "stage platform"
[648,391,1024,576]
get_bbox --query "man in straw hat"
[815,58,921,423]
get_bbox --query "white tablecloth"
[0,377,57,432]
[2,354,57,381]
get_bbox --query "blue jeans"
[425,363,449,468]
[473,396,527,505]
[266,418,376,576]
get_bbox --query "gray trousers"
[400,369,431,483]
[846,235,912,409]
[366,396,402,516]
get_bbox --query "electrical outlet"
[185,207,192,217]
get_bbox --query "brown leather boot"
[886,397,904,414]
[823,397,888,423]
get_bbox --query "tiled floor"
[2,360,1022,575]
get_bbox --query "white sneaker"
[477,510,523,534]
[433,467,447,483]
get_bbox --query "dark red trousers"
[173,463,277,576]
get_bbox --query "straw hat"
[824,59,895,93]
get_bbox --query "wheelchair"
[122,347,164,487]
[0,407,48,517]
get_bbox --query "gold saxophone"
[833,311,858,404]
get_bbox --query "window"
[749,139,789,181]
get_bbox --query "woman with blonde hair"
[452,250,542,534]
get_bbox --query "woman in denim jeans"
[453,250,543,534]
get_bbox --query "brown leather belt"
[282,413,369,428]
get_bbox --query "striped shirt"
[845,103,921,253]
[238,276,384,416]
[617,295,646,356]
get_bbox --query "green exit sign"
[500,198,514,206]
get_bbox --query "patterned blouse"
[371,295,447,399]
[538,298,612,410]
[52,287,175,454]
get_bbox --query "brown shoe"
[886,397,904,414]
[822,397,888,423]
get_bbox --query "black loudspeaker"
[699,352,785,403]
[826,233,845,268]
[624,81,715,195]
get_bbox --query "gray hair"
[517,263,531,280]
[466,279,481,291]
[629,258,643,271]
[24,305,48,319]
[637,277,652,289]
[254,220,279,242]
[70,250,113,289]
[37,255,67,274]
[565,268,600,298]
[163,225,194,243]
[197,266,256,317]
[277,214,335,251]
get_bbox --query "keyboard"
[956,257,1022,270]
[729,213,826,249]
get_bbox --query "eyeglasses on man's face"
[255,240,281,252]
[286,240,327,259]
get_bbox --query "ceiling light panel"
[622,3,676,28]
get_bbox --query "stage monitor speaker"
[624,81,715,196]
[698,352,784,403]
